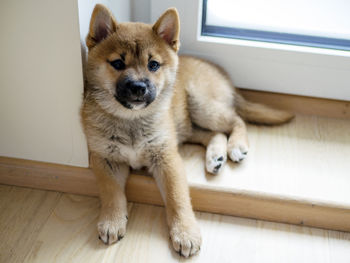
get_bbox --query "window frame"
[201,0,350,52]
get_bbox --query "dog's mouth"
[130,99,145,105]
[115,96,151,110]
[129,99,147,109]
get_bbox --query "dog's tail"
[235,93,294,125]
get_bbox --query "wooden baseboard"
[1,156,349,232]
[239,88,350,119]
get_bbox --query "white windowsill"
[198,35,350,58]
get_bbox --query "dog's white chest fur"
[117,143,144,169]
[86,110,165,170]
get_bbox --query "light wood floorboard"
[0,186,61,263]
[1,185,350,263]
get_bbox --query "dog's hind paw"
[206,133,228,174]
[206,153,226,174]
[228,143,248,163]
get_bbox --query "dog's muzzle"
[115,78,156,109]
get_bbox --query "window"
[202,0,350,51]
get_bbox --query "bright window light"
[203,0,350,50]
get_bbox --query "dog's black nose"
[126,81,147,97]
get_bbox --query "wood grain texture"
[239,88,350,119]
[24,194,115,262]
[0,188,344,263]
[0,186,61,263]
[1,114,350,232]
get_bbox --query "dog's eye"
[148,60,160,72]
[110,59,126,71]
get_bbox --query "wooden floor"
[1,185,350,263]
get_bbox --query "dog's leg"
[227,115,249,162]
[188,129,227,174]
[90,153,129,245]
[187,128,214,146]
[152,148,201,257]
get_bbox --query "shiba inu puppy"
[81,4,293,257]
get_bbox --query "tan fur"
[81,4,293,257]
[235,93,295,125]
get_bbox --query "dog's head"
[85,4,180,118]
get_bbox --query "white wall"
[0,0,89,166]
[130,0,151,23]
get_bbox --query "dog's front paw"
[170,221,202,258]
[97,212,128,245]
[228,142,249,163]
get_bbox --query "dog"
[81,4,294,257]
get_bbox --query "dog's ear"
[152,8,180,52]
[86,4,117,50]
